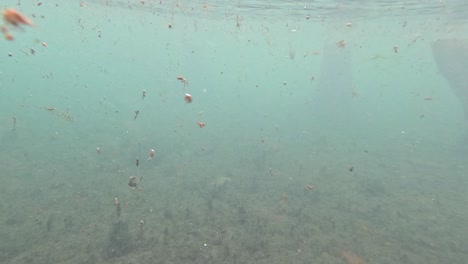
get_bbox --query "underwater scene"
[1,0,468,263]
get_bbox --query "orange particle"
[2,8,34,27]
[4,33,13,41]
[184,93,192,103]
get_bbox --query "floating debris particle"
[184,93,192,103]
[148,149,155,160]
[176,76,188,86]
[196,121,205,128]
[128,176,137,188]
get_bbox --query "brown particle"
[128,176,137,187]
[176,75,188,86]
[337,40,346,48]
[340,250,366,264]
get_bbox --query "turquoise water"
[1,1,468,263]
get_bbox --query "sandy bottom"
[0,131,467,264]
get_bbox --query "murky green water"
[0,1,467,263]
